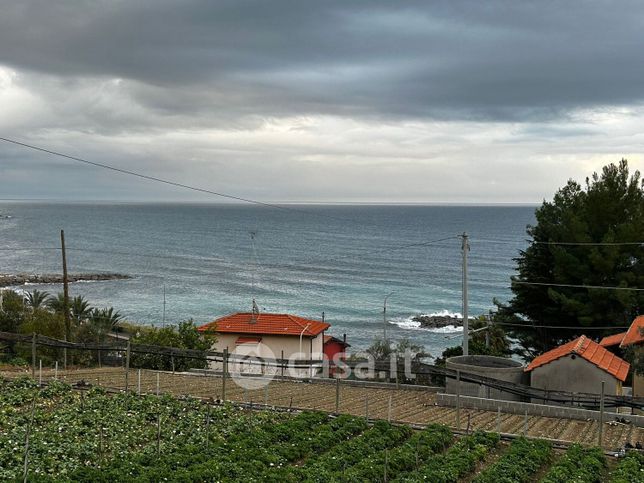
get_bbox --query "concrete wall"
[529,355,621,404]
[208,332,325,378]
[436,393,644,426]
[446,355,527,402]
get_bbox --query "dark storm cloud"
[2,0,644,122]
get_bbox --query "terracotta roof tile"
[525,335,630,382]
[599,332,627,347]
[198,312,329,337]
[620,315,644,347]
[324,335,350,347]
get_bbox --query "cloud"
[0,1,643,202]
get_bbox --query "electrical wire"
[511,280,644,292]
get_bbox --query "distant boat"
[0,214,12,219]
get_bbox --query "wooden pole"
[598,380,605,447]
[281,350,285,378]
[388,394,392,422]
[456,370,461,430]
[496,407,501,433]
[137,369,141,395]
[365,396,369,421]
[54,361,58,380]
[125,340,131,393]
[38,359,42,387]
[61,230,70,370]
[156,372,160,396]
[523,410,528,435]
[335,376,340,414]
[264,385,268,406]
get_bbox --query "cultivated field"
[3,366,643,451]
[1,376,643,482]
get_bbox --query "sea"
[0,202,536,358]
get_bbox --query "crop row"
[396,431,500,482]
[473,437,552,483]
[539,444,606,483]
[609,450,644,483]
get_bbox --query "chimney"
[250,299,259,324]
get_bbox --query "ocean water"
[0,202,535,357]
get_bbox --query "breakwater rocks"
[412,314,463,328]
[0,273,131,287]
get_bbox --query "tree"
[497,160,644,359]
[130,320,215,371]
[24,290,50,311]
[86,307,123,366]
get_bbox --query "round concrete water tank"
[445,355,527,402]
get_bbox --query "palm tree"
[70,295,92,325]
[24,289,49,310]
[46,293,66,314]
[89,307,123,366]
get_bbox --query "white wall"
[208,332,325,378]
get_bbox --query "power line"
[493,322,631,330]
[511,280,644,292]
[0,137,361,224]
[474,238,644,246]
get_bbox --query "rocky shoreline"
[412,314,463,328]
[0,273,131,287]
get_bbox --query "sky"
[1,0,643,203]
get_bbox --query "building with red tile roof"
[526,335,630,398]
[198,311,339,378]
[599,332,628,348]
[620,315,644,348]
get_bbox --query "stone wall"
[436,392,644,425]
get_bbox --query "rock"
[0,273,131,287]
[412,314,463,328]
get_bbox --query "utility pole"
[461,233,469,356]
[162,283,166,325]
[383,292,394,342]
[61,230,71,370]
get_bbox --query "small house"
[198,310,331,377]
[598,315,644,409]
[323,335,350,376]
[525,335,630,402]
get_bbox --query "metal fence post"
[38,360,42,387]
[388,394,392,422]
[137,369,141,395]
[31,333,36,378]
[365,397,369,421]
[456,370,461,430]
[156,372,160,396]
[222,348,228,402]
[54,361,58,380]
[335,376,340,414]
[598,380,605,447]
[496,406,501,433]
[523,410,528,435]
[125,339,131,393]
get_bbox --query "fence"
[2,330,644,412]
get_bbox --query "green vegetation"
[2,376,627,482]
[0,289,213,371]
[610,450,644,483]
[539,444,607,482]
[343,424,453,481]
[473,437,552,483]
[398,431,500,482]
[496,160,644,358]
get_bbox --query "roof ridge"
[572,335,586,354]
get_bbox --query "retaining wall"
[436,393,644,426]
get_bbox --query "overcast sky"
[1,0,643,203]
